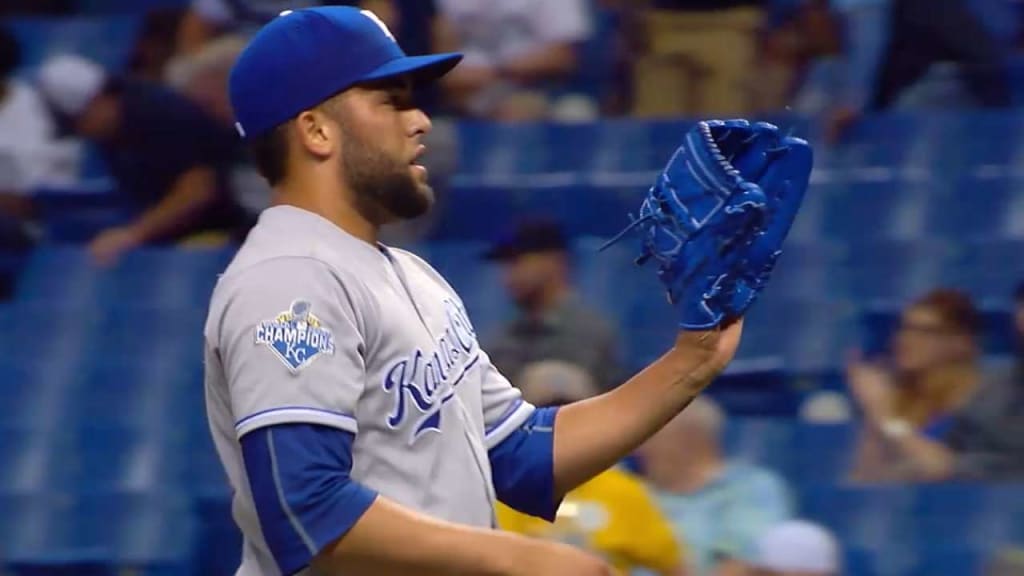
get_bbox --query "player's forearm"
[314,496,534,576]
[552,331,724,496]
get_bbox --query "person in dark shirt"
[482,217,624,394]
[36,53,249,266]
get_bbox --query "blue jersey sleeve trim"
[235,406,358,438]
[484,399,535,449]
[488,406,561,522]
[242,424,378,575]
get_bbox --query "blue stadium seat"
[926,177,1016,240]
[908,548,984,576]
[423,241,512,337]
[709,358,799,417]
[723,418,796,476]
[738,296,858,372]
[947,238,1024,302]
[844,546,880,576]
[785,183,826,243]
[69,361,198,432]
[0,428,185,495]
[0,492,108,573]
[765,240,847,300]
[15,246,235,308]
[61,492,195,576]
[194,492,243,576]
[0,359,79,429]
[0,428,70,495]
[912,484,1024,550]
[830,115,920,170]
[0,302,97,365]
[74,430,188,494]
[792,424,857,487]
[583,120,672,174]
[7,16,141,75]
[92,306,206,364]
[845,238,959,303]
[821,182,932,242]
[800,486,917,557]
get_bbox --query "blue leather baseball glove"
[602,119,812,330]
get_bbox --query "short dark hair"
[0,26,21,80]
[248,123,290,186]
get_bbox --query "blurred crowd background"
[2,0,1024,575]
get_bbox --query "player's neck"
[273,178,379,245]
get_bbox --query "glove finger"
[706,119,754,154]
[747,137,812,266]
[728,123,783,182]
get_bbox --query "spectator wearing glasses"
[846,289,985,483]
[849,284,1024,482]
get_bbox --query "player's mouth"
[410,145,428,179]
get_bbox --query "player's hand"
[89,225,142,267]
[673,318,744,370]
[513,540,618,576]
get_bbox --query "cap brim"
[361,52,463,86]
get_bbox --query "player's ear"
[294,109,336,159]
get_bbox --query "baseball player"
[203,6,812,576]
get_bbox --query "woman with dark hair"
[846,289,983,483]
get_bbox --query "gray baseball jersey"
[203,205,537,575]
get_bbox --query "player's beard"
[340,129,433,224]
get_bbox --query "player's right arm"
[218,258,612,576]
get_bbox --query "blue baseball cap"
[228,6,462,139]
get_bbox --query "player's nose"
[407,107,432,137]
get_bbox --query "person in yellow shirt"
[495,360,688,576]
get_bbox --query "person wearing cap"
[204,6,745,576]
[35,52,251,266]
[749,520,840,576]
[482,217,624,394]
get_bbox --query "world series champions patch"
[255,299,336,372]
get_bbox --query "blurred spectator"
[846,289,990,482]
[868,283,1024,482]
[987,547,1024,576]
[175,0,351,56]
[0,26,79,219]
[496,362,688,576]
[435,0,593,120]
[169,1,446,113]
[36,54,251,266]
[754,0,842,113]
[749,520,840,576]
[626,0,765,117]
[827,0,1012,141]
[641,397,794,576]
[482,217,623,393]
